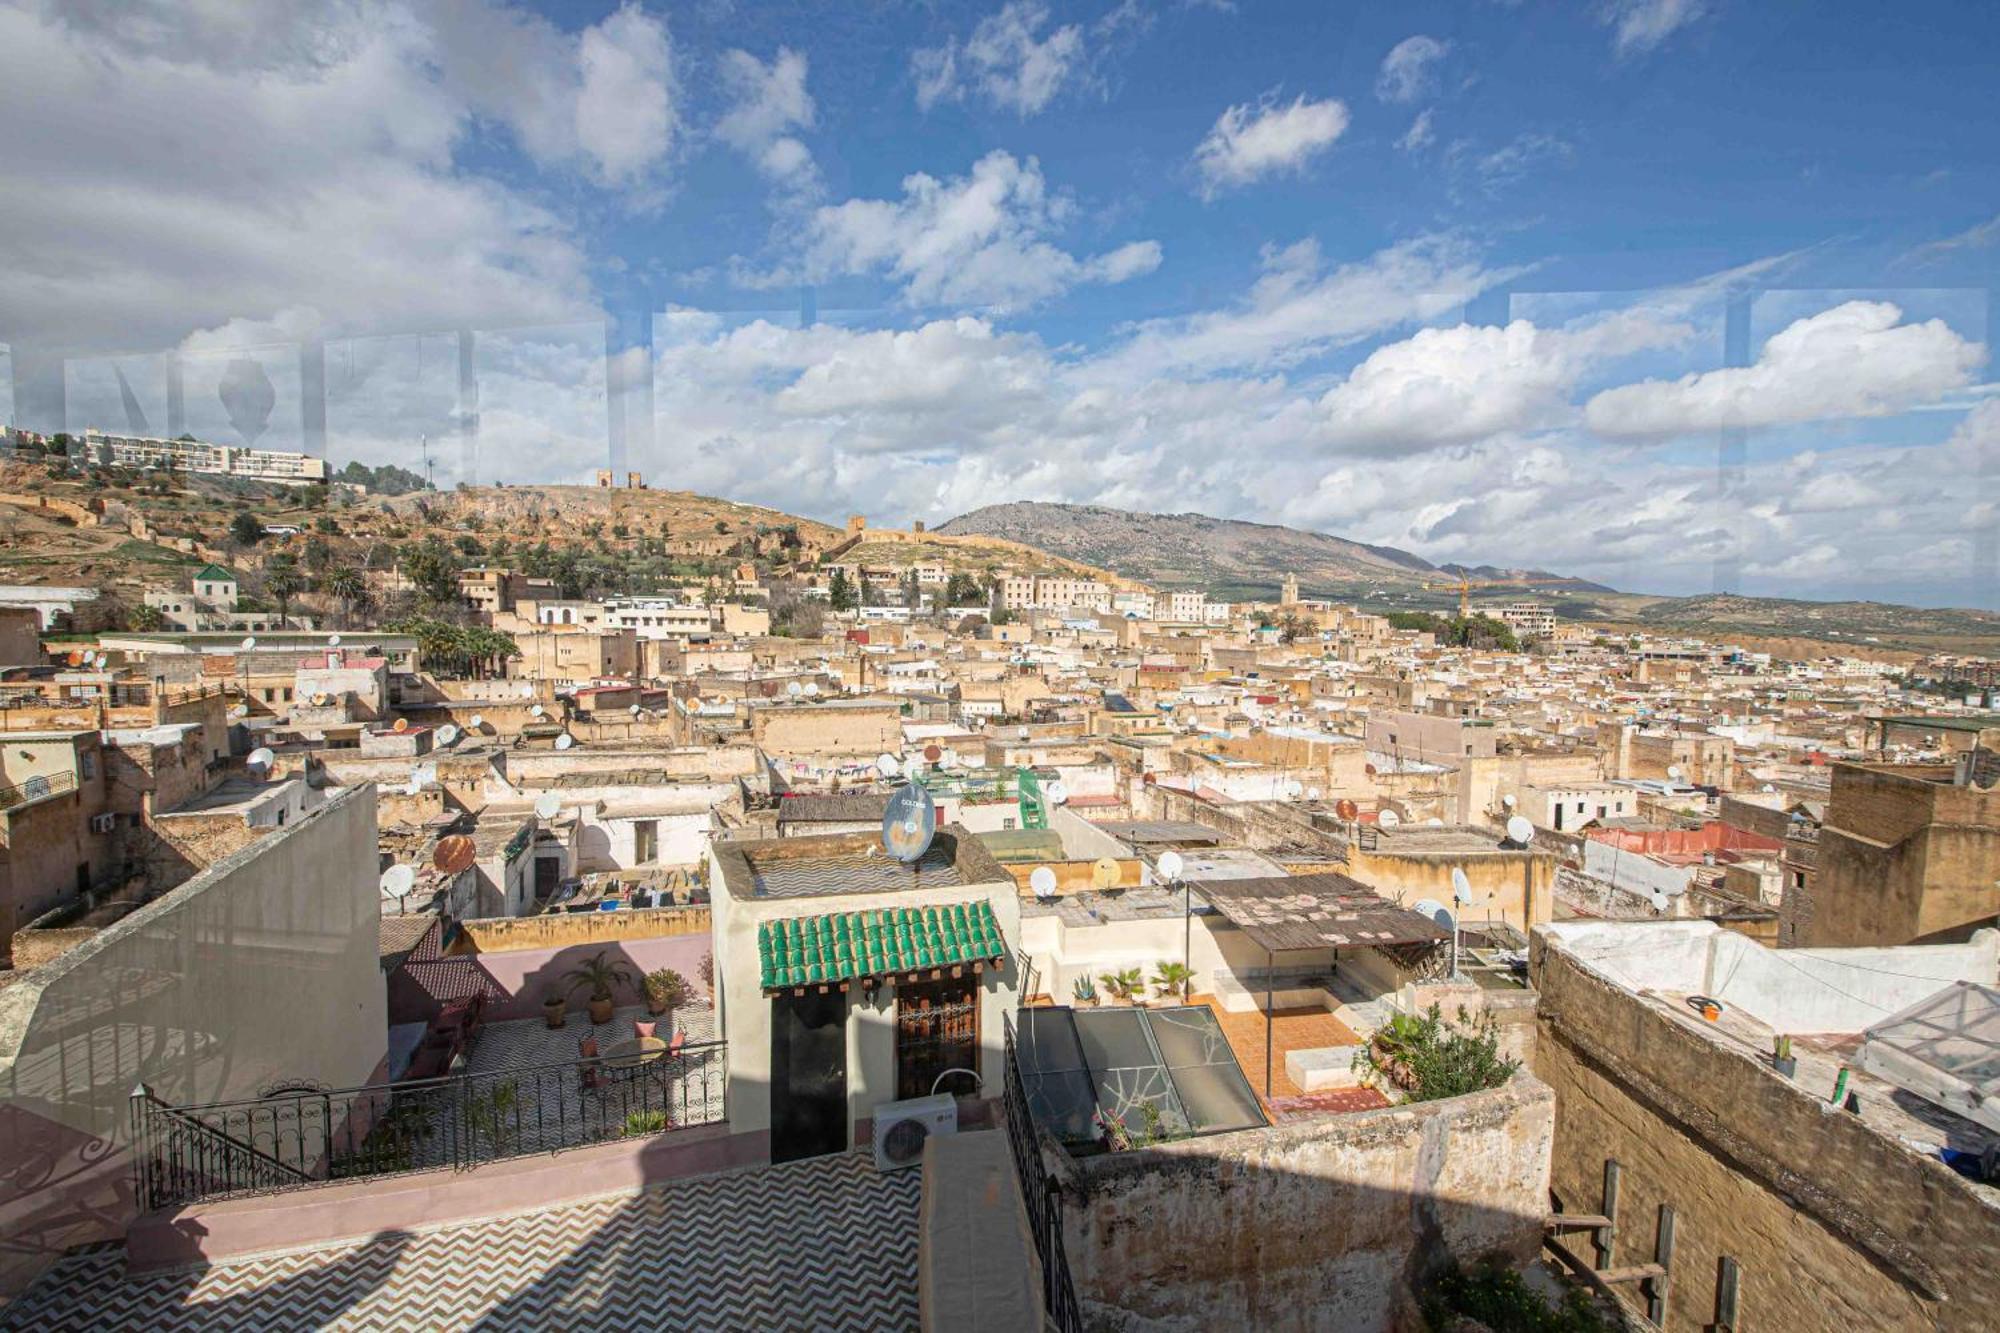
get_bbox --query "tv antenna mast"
[420,433,434,489]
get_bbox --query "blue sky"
[3,0,1998,606]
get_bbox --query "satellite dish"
[392,716,409,733]
[1378,809,1402,829]
[1761,783,1776,794]
[1648,889,1670,911]
[380,864,415,897]
[1451,867,1473,904]
[803,682,819,695]
[555,733,574,750]
[1306,786,1322,801]
[786,681,802,696]
[469,713,486,730]
[1335,798,1359,822]
[529,703,545,718]
[1425,817,1444,826]
[327,633,341,647]
[533,792,562,820]
[1157,850,1185,882]
[229,703,249,719]
[1506,815,1535,845]
[1501,793,1517,808]
[1667,765,1684,781]
[518,683,534,698]
[1047,780,1069,805]
[630,704,642,716]
[246,746,275,773]
[1090,857,1122,889]
[437,723,460,746]
[1280,778,1303,799]
[924,744,943,763]
[434,835,476,875]
[1029,866,1058,900]
[312,691,330,706]
[881,781,938,863]
[241,636,257,651]
[876,753,901,778]
[1413,898,1454,931]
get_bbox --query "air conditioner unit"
[870,1092,957,1171]
[90,813,117,834]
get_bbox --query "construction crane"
[1423,571,1580,619]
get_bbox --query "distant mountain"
[936,501,1605,602]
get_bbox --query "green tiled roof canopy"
[758,901,1006,991]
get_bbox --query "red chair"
[578,1037,607,1091]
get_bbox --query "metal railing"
[1001,1015,1085,1333]
[0,770,75,811]
[130,1040,727,1211]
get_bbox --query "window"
[634,819,658,864]
[79,752,96,779]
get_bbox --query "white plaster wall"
[1705,929,2000,1033]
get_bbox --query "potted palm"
[644,967,694,1025]
[564,951,637,1025]
[1071,975,1099,1008]
[1151,961,1194,1006]
[1099,967,1144,1006]
[542,985,567,1029]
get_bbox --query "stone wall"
[1532,930,2000,1332]
[1054,1076,1555,1332]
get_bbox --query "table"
[600,1035,668,1074]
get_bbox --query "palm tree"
[325,567,365,627]
[264,558,304,627]
[564,951,638,1023]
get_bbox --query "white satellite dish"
[246,746,275,773]
[876,753,901,778]
[1156,850,1185,882]
[786,681,802,696]
[229,704,249,719]
[1029,866,1058,900]
[327,633,341,647]
[1667,765,1684,781]
[437,724,460,746]
[1501,793,1517,808]
[534,792,562,820]
[629,704,642,716]
[1046,780,1069,805]
[240,636,257,651]
[381,864,415,897]
[1306,786,1322,801]
[554,733,574,750]
[1506,815,1535,845]
[803,682,819,695]
[1451,867,1473,905]
[469,713,485,730]
[1412,898,1455,931]
[1378,809,1402,829]
[1648,889,1670,912]
[530,703,545,718]
[1761,783,1776,794]
[1425,817,1444,826]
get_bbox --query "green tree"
[263,556,304,626]
[325,566,367,627]
[827,568,858,612]
[944,572,984,606]
[229,511,264,547]
[399,536,463,606]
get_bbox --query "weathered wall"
[1807,763,2000,946]
[1055,1076,1554,1333]
[1532,930,2000,1333]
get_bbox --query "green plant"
[644,967,693,1014]
[1151,961,1193,1004]
[564,951,638,1005]
[1421,1260,1615,1333]
[1354,1005,1519,1103]
[1098,967,1144,1003]
[620,1109,669,1138]
[1071,975,1098,1004]
[696,951,714,991]
[463,1081,520,1155]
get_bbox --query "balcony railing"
[0,770,76,811]
[130,1040,727,1211]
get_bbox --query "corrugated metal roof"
[1198,873,1448,952]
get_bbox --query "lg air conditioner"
[870,1093,958,1171]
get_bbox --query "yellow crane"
[1423,572,1576,619]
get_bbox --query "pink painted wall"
[478,934,713,1022]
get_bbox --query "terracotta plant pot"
[646,996,669,1016]
[588,997,614,1024]
[543,1000,566,1030]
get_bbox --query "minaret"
[1280,573,1299,606]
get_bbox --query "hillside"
[383,484,844,549]
[1621,593,2000,656]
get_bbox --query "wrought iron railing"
[0,770,75,811]
[130,1040,727,1212]
[1001,1014,1085,1333]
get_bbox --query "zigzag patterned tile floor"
[3,1151,922,1332]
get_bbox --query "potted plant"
[1772,1034,1797,1079]
[1151,961,1194,1006]
[644,967,694,1023]
[1099,967,1143,1006]
[563,950,637,1025]
[696,950,714,994]
[1071,975,1099,1008]
[542,986,566,1029]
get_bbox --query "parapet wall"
[1054,1076,1554,1332]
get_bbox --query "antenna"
[881,781,938,864]
[534,792,562,820]
[1029,866,1058,900]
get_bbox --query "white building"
[1164,589,1206,622]
[1497,602,1557,639]
[76,430,328,483]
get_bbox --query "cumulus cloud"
[572,4,678,188]
[716,47,818,193]
[781,150,1160,310]
[1584,301,1986,439]
[1376,36,1448,104]
[1193,93,1350,197]
[1598,0,1708,57]
[912,2,1084,116]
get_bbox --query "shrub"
[1355,1004,1519,1103]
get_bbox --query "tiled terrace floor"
[3,1151,921,1332]
[1189,993,1362,1104]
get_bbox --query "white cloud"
[574,4,677,189]
[1599,0,1708,57]
[1897,211,2000,270]
[911,2,1085,117]
[0,1,598,351]
[783,150,1160,311]
[1193,94,1350,197]
[716,47,818,193]
[1397,109,1436,153]
[1376,36,1448,104]
[1585,301,1987,439]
